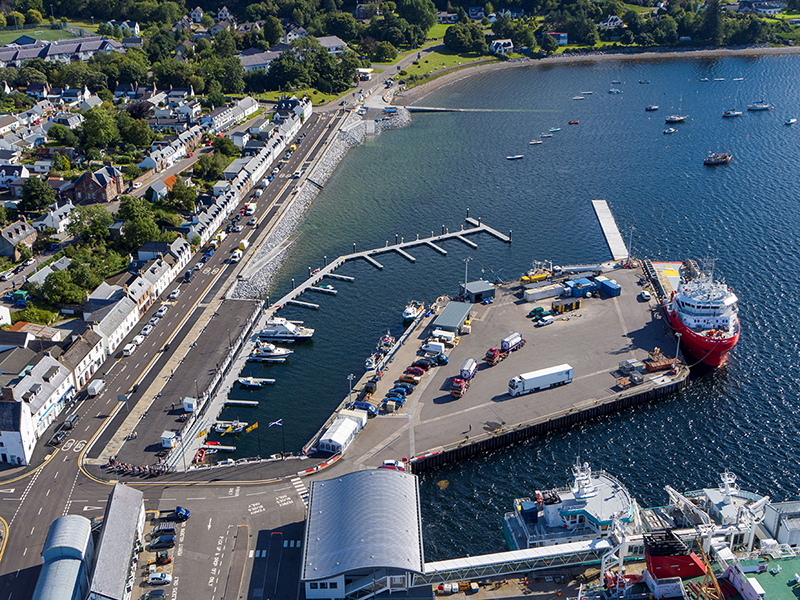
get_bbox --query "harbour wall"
[232,107,412,300]
[407,366,689,474]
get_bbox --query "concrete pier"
[592,200,629,261]
[224,400,259,406]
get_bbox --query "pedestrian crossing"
[250,541,302,558]
[291,477,309,507]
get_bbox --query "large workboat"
[663,264,740,368]
[257,317,314,342]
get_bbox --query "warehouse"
[460,280,495,303]
[302,469,424,599]
[432,301,472,334]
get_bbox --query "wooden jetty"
[269,217,511,312]
[224,399,259,407]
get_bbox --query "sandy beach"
[394,45,800,106]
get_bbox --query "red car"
[187,152,194,157]
[379,460,405,471]
[405,366,424,376]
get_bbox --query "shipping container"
[524,283,564,302]
[460,358,478,380]
[552,298,582,313]
[600,280,621,297]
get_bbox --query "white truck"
[87,380,106,396]
[239,240,250,251]
[230,249,243,263]
[508,364,573,397]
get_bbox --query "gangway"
[413,539,614,586]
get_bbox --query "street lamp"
[347,373,355,405]
[91,16,94,28]
[673,333,682,370]
[463,256,473,298]
[627,226,635,265]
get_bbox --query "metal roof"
[89,483,144,600]
[302,469,424,581]
[433,301,472,331]
[32,557,85,600]
[42,515,93,563]
[464,280,495,294]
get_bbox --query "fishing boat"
[655,259,740,367]
[257,317,314,342]
[365,353,379,371]
[747,100,771,111]
[238,377,263,388]
[663,127,677,134]
[568,121,579,125]
[722,109,742,118]
[549,127,561,132]
[377,331,395,351]
[540,133,553,138]
[608,88,622,94]
[645,105,659,111]
[786,118,797,125]
[402,300,425,321]
[506,155,524,160]
[529,140,543,145]
[248,341,293,362]
[213,420,247,434]
[704,152,732,166]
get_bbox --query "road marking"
[54,471,58,479]
[245,490,267,496]
[30,527,34,535]
[249,550,254,558]
[290,477,309,507]
[248,502,265,515]
[82,506,104,511]
[186,497,206,500]
[62,440,75,451]
[0,488,15,494]
[37,507,41,515]
[207,517,212,531]
[73,441,86,453]
[22,548,26,556]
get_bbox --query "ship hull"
[665,308,740,367]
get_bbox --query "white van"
[536,315,555,327]
[123,343,137,356]
[421,341,446,354]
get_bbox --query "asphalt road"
[0,110,342,600]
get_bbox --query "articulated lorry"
[485,332,526,366]
[451,358,477,398]
[508,364,573,397]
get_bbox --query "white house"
[142,258,172,299]
[90,297,139,356]
[59,329,104,390]
[599,15,624,28]
[200,105,235,132]
[239,49,280,72]
[489,39,514,54]
[190,6,204,22]
[316,35,348,55]
[137,237,191,282]
[0,115,19,136]
[217,6,233,22]
[0,306,9,327]
[0,354,74,465]
[31,200,74,234]
[282,24,308,44]
[0,164,29,188]
[231,131,250,148]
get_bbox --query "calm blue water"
[221,55,800,560]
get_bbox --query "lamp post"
[463,256,473,299]
[627,226,635,265]
[347,373,355,405]
[673,333,682,370]
[91,16,95,28]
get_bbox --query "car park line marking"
[186,497,206,500]
[249,550,254,558]
[82,506,103,511]
[0,488,16,494]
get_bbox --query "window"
[309,583,318,590]
[320,583,328,589]
[329,582,338,589]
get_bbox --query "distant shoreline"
[394,45,800,106]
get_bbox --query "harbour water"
[219,54,800,560]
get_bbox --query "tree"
[201,13,214,28]
[623,9,645,34]
[166,178,196,212]
[118,196,152,221]
[81,107,120,148]
[19,177,55,213]
[221,58,246,94]
[68,262,100,290]
[212,136,240,157]
[214,30,237,58]
[396,0,437,32]
[126,119,155,147]
[325,13,359,40]
[25,9,43,24]
[374,40,398,61]
[43,270,86,305]
[67,205,113,244]
[8,11,25,27]
[0,14,7,28]
[263,17,284,46]
[207,90,227,108]
[702,0,723,45]
[52,153,70,172]
[541,32,559,52]
[15,243,32,261]
[620,29,635,44]
[123,217,160,249]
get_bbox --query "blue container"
[601,280,621,297]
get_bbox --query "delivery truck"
[87,380,106,396]
[239,240,250,251]
[508,364,573,397]
[486,333,526,366]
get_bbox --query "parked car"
[379,459,405,471]
[411,359,433,371]
[0,272,11,281]
[132,335,145,346]
[49,431,67,446]
[13,264,25,274]
[24,257,35,266]
[46,243,60,251]
[194,263,203,271]
[404,366,424,376]
[200,255,209,263]
[149,316,160,326]
[169,289,180,300]
[141,325,154,336]
[149,535,175,550]
[394,382,415,392]
[147,573,173,585]
[145,590,166,600]
[386,391,405,401]
[248,217,257,226]
[233,225,243,232]
[639,290,652,301]
[388,387,408,397]
[398,374,420,385]
[133,182,142,189]
[156,306,168,318]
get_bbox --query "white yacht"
[257,317,314,342]
[249,341,294,362]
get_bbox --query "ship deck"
[650,261,685,297]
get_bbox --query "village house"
[0,220,36,259]
[63,166,125,204]
[31,200,74,234]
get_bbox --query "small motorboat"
[540,133,553,138]
[639,80,651,84]
[506,155,524,160]
[608,88,622,94]
[529,140,543,145]
[193,449,205,463]
[700,77,709,82]
[722,109,742,118]
[402,300,425,321]
[204,449,218,455]
[568,121,579,125]
[645,105,659,112]
[214,420,247,434]
[747,101,771,111]
[549,127,561,132]
[612,80,622,84]
[786,118,797,125]
[572,96,585,100]
[663,127,678,134]
[249,341,293,362]
[581,91,593,95]
[704,152,732,166]
[238,377,263,388]
[714,77,726,81]
[366,353,379,371]
[733,77,745,81]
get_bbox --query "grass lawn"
[768,11,800,20]
[0,27,76,45]
[623,3,655,13]
[251,89,340,104]
[427,23,449,39]
[403,50,487,78]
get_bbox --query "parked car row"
[146,508,191,588]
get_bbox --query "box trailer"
[508,364,573,397]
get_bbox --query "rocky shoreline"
[232,107,413,300]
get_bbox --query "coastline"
[394,45,800,106]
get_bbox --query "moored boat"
[786,117,797,125]
[540,133,553,138]
[572,96,584,100]
[529,140,543,145]
[722,109,742,117]
[257,317,314,342]
[238,377,263,388]
[663,127,677,134]
[645,105,659,111]
[704,152,732,165]
[608,88,622,94]
[549,127,561,132]
[402,300,425,320]
[506,155,524,160]
[665,114,687,124]
[568,121,579,125]
[249,341,293,362]
[747,100,771,111]
[213,420,247,434]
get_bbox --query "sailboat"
[665,94,688,124]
